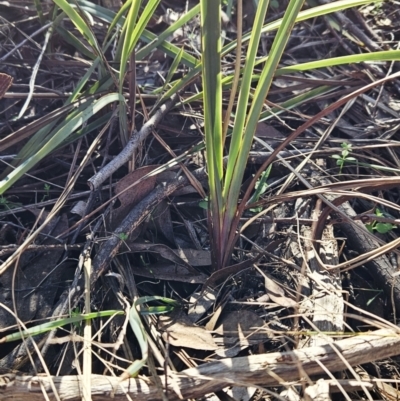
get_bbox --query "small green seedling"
[0,196,10,210]
[0,195,22,210]
[42,183,51,202]
[331,142,357,174]
[248,165,272,213]
[199,196,209,210]
[118,232,129,241]
[366,208,396,234]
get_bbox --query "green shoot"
[201,0,305,269]
[331,142,357,174]
[0,310,125,343]
[118,232,129,241]
[366,208,397,234]
[199,197,209,210]
[41,184,51,202]
[366,289,383,306]
[248,165,272,213]
[0,196,22,210]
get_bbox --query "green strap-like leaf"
[0,93,124,194]
[0,310,124,343]
[53,0,102,56]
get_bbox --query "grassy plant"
[0,295,178,378]
[1,0,400,272]
[201,0,305,269]
[1,0,399,199]
[199,0,400,270]
[1,0,400,386]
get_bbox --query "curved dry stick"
[88,94,179,191]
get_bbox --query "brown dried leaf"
[175,248,211,266]
[188,289,216,323]
[112,166,157,228]
[0,73,12,100]
[131,262,207,284]
[263,273,297,308]
[214,310,266,342]
[126,241,194,269]
[202,256,261,289]
[214,310,267,357]
[152,200,175,244]
[158,309,218,350]
[115,165,157,208]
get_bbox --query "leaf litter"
[0,1,400,400]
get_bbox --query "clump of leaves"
[201,0,306,270]
[331,142,357,174]
[200,0,400,270]
[366,208,397,234]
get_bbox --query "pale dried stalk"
[1,328,399,401]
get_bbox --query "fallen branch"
[88,94,179,191]
[1,328,399,401]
